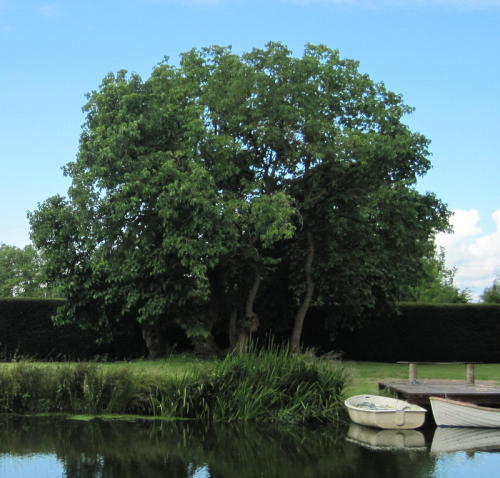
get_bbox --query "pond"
[1,417,500,477]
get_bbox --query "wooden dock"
[379,380,500,407]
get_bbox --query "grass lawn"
[101,354,216,378]
[343,361,500,397]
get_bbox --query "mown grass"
[0,344,347,424]
[344,361,500,396]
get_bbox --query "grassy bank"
[4,354,496,421]
[0,345,347,424]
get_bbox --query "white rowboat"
[345,395,426,430]
[430,396,500,428]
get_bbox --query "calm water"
[0,417,500,477]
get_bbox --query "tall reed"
[0,343,347,424]
[149,341,348,423]
[0,361,145,414]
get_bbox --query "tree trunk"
[190,333,221,355]
[141,322,166,358]
[245,263,261,320]
[291,230,315,354]
[189,314,221,355]
[229,309,238,347]
[231,314,260,354]
[230,263,261,354]
[190,267,226,355]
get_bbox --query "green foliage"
[0,243,60,298]
[289,183,450,331]
[401,246,472,303]
[480,274,500,304]
[28,42,450,354]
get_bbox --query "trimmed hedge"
[4,299,500,363]
[302,304,500,363]
[0,299,147,360]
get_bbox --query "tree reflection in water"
[0,416,440,478]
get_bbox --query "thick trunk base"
[190,333,221,355]
[142,323,166,359]
[229,314,259,355]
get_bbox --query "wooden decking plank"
[379,381,500,407]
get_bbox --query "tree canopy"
[400,246,472,304]
[0,243,60,298]
[29,43,450,356]
[481,275,500,304]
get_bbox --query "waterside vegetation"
[0,344,347,424]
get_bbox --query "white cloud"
[436,209,500,300]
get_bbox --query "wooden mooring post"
[466,363,475,385]
[409,363,418,383]
[398,362,481,385]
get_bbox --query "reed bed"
[0,362,146,415]
[149,343,347,423]
[0,344,347,424]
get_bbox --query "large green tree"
[180,43,449,351]
[29,43,449,356]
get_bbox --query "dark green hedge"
[5,298,500,362]
[301,304,500,363]
[0,299,147,360]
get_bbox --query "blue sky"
[1,0,499,299]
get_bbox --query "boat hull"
[430,396,500,428]
[345,395,426,430]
